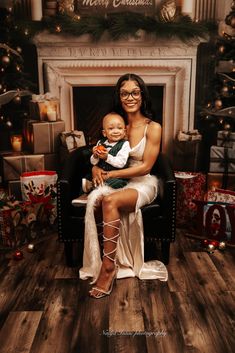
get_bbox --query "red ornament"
[210,240,220,247]
[13,250,24,260]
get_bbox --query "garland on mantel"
[16,12,217,43]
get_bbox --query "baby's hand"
[94,145,108,160]
[92,146,99,158]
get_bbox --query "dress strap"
[144,123,149,136]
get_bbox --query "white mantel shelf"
[34,31,203,157]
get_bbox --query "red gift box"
[175,172,206,226]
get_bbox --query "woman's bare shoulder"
[148,120,161,133]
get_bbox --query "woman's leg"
[89,188,138,297]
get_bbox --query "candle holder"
[11,134,23,152]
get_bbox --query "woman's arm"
[107,122,161,179]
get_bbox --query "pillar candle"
[11,135,23,152]
[47,107,57,121]
[31,0,42,21]
[181,0,194,15]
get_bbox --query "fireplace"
[34,32,201,159]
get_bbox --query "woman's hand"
[92,166,105,187]
[101,170,112,181]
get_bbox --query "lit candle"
[11,135,23,152]
[31,0,42,21]
[47,107,57,121]
[181,0,194,16]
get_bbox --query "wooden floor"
[0,229,234,353]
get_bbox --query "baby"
[83,112,130,191]
[73,112,130,206]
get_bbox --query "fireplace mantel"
[34,31,201,157]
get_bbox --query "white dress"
[79,125,168,282]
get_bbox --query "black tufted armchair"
[57,146,176,267]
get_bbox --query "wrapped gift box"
[0,199,57,249]
[172,140,203,172]
[209,145,235,173]
[24,120,65,154]
[175,172,206,226]
[207,172,235,191]
[217,131,235,149]
[29,101,48,121]
[29,94,60,121]
[193,199,235,245]
[2,152,59,183]
[205,188,235,204]
[2,153,45,182]
[60,130,86,151]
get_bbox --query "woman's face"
[119,80,142,115]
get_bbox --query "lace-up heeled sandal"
[89,219,120,299]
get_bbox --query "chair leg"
[64,242,82,267]
[161,240,170,265]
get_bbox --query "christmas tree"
[0,5,34,150]
[198,1,235,170]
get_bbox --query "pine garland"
[15,12,217,43]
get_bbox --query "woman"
[79,73,168,298]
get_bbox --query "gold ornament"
[221,86,229,96]
[6,120,12,128]
[214,98,223,109]
[224,123,231,130]
[218,241,226,250]
[207,243,215,253]
[27,243,35,252]
[55,25,62,33]
[1,55,10,66]
[158,0,177,23]
[13,95,21,104]
[58,0,74,14]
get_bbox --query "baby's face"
[102,114,126,143]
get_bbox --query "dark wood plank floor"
[0,229,234,353]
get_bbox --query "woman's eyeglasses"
[120,90,142,100]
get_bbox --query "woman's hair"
[112,73,153,121]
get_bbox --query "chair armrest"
[60,146,92,199]
[153,153,176,242]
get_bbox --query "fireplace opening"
[73,85,164,144]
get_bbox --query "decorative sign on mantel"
[68,0,161,15]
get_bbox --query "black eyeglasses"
[120,89,142,100]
